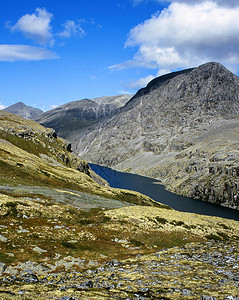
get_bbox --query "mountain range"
[37,94,132,139]
[40,62,239,209]
[3,62,239,210]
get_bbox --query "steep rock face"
[75,62,239,209]
[3,102,43,120]
[37,95,132,140]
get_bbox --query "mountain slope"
[37,94,132,140]
[0,110,161,208]
[3,102,43,120]
[74,62,239,209]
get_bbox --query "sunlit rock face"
[72,62,239,209]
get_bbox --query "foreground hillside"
[72,62,239,210]
[0,111,159,207]
[0,111,238,299]
[0,201,238,299]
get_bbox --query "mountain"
[68,62,239,209]
[3,101,43,120]
[0,96,239,300]
[37,94,132,140]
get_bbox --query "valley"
[38,62,238,210]
[0,62,239,299]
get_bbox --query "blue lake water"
[90,163,239,221]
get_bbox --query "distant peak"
[15,102,26,106]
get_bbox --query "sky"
[1,0,239,111]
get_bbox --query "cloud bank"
[133,0,239,7]
[0,45,57,62]
[118,0,239,76]
[10,8,53,45]
[165,0,239,7]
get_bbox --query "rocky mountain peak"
[3,102,43,120]
[72,62,239,210]
[121,62,239,119]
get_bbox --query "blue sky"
[1,0,239,111]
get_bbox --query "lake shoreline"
[90,163,239,221]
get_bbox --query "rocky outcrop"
[1,240,239,299]
[3,102,43,120]
[37,95,132,140]
[72,62,239,209]
[0,201,238,299]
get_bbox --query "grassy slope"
[0,193,238,265]
[0,111,162,207]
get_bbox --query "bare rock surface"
[0,241,239,299]
[73,62,239,209]
[37,95,132,140]
[0,203,238,299]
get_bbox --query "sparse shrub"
[217,231,229,240]
[61,241,78,249]
[130,238,144,247]
[31,233,39,239]
[205,234,222,241]
[155,217,168,224]
[170,220,185,226]
[5,201,18,216]
[79,219,92,225]
[183,224,196,229]
[218,223,230,230]
[101,216,111,223]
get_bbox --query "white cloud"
[156,68,171,76]
[10,8,53,45]
[119,90,133,95]
[134,0,239,7]
[126,75,155,89]
[49,104,60,109]
[124,69,171,91]
[169,0,239,6]
[58,20,85,38]
[0,45,58,62]
[0,102,6,110]
[114,1,239,74]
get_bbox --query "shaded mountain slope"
[74,62,239,209]
[37,94,132,140]
[3,102,43,120]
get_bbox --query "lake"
[90,163,239,221]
